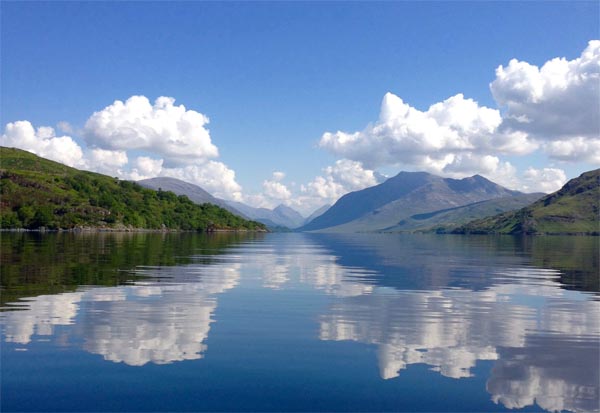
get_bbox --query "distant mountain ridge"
[138,177,307,229]
[299,171,524,232]
[137,177,247,218]
[454,169,599,235]
[305,204,331,223]
[226,201,305,229]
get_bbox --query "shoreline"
[0,227,268,233]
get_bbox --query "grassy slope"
[0,147,266,231]
[384,193,543,233]
[454,169,599,235]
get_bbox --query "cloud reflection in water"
[1,234,598,412]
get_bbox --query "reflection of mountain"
[2,232,598,413]
[305,233,599,294]
[313,261,600,412]
[2,261,241,366]
[251,235,599,411]
[270,234,599,413]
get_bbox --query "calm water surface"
[1,232,598,412]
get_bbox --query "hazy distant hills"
[305,204,331,223]
[454,169,599,235]
[299,171,527,233]
[226,201,306,229]
[138,177,309,229]
[137,177,246,218]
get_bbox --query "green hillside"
[0,147,266,232]
[385,193,543,233]
[454,169,599,235]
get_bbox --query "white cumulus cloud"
[521,167,567,193]
[263,176,292,201]
[291,159,381,212]
[543,137,600,164]
[1,121,85,168]
[83,96,219,166]
[158,161,243,201]
[129,156,165,180]
[3,96,246,202]
[491,40,600,147]
[319,93,535,173]
[87,148,129,176]
[317,42,598,194]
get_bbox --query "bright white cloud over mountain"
[282,159,382,213]
[319,93,536,171]
[2,97,245,202]
[2,42,598,210]
[302,159,380,200]
[2,121,85,168]
[318,41,600,194]
[521,167,567,194]
[263,172,292,201]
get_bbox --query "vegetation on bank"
[0,147,267,232]
[453,169,599,235]
[1,231,264,306]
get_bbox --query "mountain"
[298,171,523,232]
[272,204,305,228]
[454,169,599,235]
[138,177,306,229]
[137,177,246,217]
[0,147,266,232]
[226,201,305,229]
[305,204,331,225]
[392,193,543,233]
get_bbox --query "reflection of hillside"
[1,231,262,306]
[306,233,599,294]
[2,232,598,412]
[2,261,241,366]
[525,236,599,292]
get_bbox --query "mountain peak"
[299,170,525,232]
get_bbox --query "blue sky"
[2,2,599,214]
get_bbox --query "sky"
[1,1,599,215]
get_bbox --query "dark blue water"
[1,232,598,412]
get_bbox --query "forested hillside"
[0,147,266,232]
